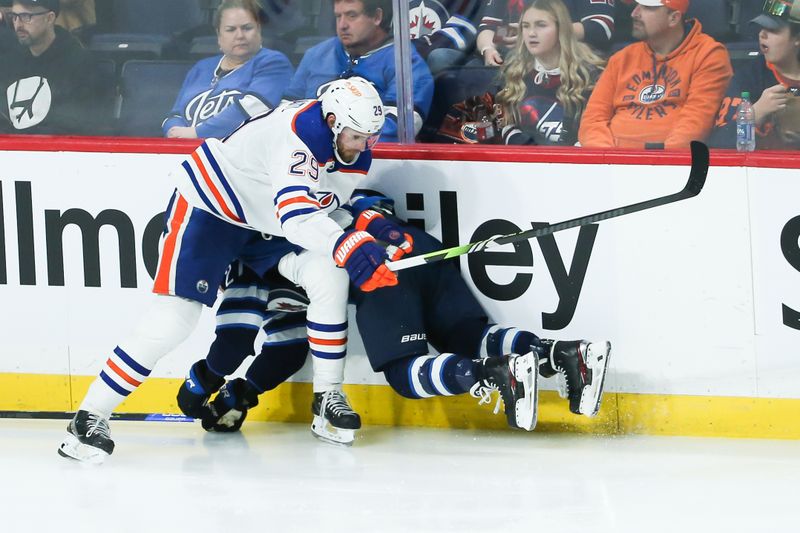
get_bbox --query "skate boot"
[58,410,114,463]
[201,378,259,433]
[540,340,611,417]
[470,351,539,431]
[311,390,361,446]
[177,359,225,419]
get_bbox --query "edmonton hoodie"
[578,20,732,149]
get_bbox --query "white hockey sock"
[80,295,203,418]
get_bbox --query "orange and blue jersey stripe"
[181,142,247,224]
[274,185,322,225]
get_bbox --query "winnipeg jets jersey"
[162,48,294,139]
[171,99,371,255]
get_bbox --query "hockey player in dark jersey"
[176,201,611,443]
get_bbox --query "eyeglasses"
[9,11,51,23]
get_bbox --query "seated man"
[0,0,103,134]
[578,0,732,149]
[284,0,434,142]
[176,201,612,444]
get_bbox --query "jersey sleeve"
[573,0,615,51]
[162,63,201,135]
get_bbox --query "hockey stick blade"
[387,141,709,272]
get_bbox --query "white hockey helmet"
[318,77,385,153]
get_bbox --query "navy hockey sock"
[206,326,259,377]
[383,354,476,399]
[479,325,540,358]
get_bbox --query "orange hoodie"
[578,20,732,150]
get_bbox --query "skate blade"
[512,351,539,431]
[579,341,612,417]
[57,433,109,464]
[311,415,355,447]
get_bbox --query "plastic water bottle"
[736,91,755,152]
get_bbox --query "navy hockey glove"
[355,209,414,261]
[333,230,398,292]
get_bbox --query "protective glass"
[9,11,51,23]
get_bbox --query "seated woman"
[163,0,293,139]
[494,0,604,145]
[709,0,800,150]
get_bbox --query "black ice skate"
[177,359,225,419]
[470,351,538,431]
[311,390,361,446]
[201,378,259,433]
[58,410,114,464]
[540,340,611,417]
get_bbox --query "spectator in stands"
[709,0,800,150]
[0,0,102,135]
[0,4,16,53]
[409,0,484,73]
[55,0,93,42]
[494,0,605,145]
[476,0,614,66]
[163,0,294,139]
[578,0,732,150]
[284,0,434,142]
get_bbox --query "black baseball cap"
[752,0,800,30]
[13,0,60,16]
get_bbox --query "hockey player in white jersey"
[58,77,404,461]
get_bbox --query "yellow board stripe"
[2,373,799,439]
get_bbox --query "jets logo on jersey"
[6,76,52,129]
[185,88,243,126]
[409,0,448,38]
[519,95,565,143]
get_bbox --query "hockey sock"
[205,326,259,377]
[478,325,540,358]
[246,338,308,392]
[384,353,477,399]
[307,319,347,393]
[80,295,202,419]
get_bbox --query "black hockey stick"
[386,140,709,272]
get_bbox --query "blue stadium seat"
[90,0,208,61]
[686,0,735,42]
[117,60,194,137]
[731,0,763,41]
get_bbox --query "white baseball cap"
[635,0,689,14]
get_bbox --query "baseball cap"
[751,0,800,30]
[13,0,60,16]
[635,0,689,15]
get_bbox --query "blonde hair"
[213,0,265,30]
[496,0,605,125]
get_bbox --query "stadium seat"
[686,0,735,42]
[117,60,194,137]
[730,0,763,41]
[90,0,208,61]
